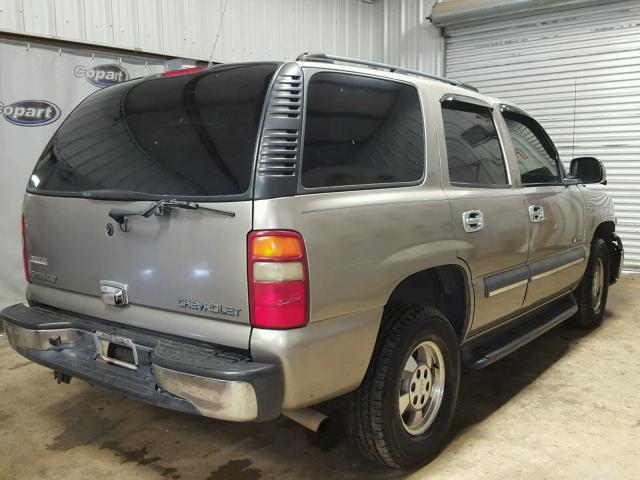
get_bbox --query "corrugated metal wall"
[383,0,444,73]
[0,0,442,71]
[445,0,640,269]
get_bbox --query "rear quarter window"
[301,72,425,189]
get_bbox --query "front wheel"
[571,237,610,329]
[346,305,460,468]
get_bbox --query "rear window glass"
[301,72,424,189]
[28,63,278,198]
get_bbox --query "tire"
[571,237,610,329]
[346,305,460,469]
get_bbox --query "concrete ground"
[1,276,639,480]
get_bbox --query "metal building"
[0,0,442,70]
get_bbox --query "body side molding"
[483,247,586,298]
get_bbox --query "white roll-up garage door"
[444,0,640,269]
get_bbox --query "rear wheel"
[571,237,610,329]
[346,305,460,468]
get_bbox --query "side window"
[441,101,508,186]
[301,72,424,189]
[503,113,560,185]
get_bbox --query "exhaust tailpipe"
[283,408,330,433]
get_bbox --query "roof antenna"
[208,0,230,65]
[572,77,577,159]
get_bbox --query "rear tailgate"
[22,63,280,349]
[24,195,252,347]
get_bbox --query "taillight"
[21,214,30,283]
[161,66,207,77]
[248,230,309,329]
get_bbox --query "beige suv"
[1,53,623,468]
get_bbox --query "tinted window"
[442,102,508,186]
[28,63,278,198]
[301,72,424,189]
[503,113,559,185]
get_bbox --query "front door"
[499,105,586,307]
[437,94,529,333]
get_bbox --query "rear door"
[498,105,586,307]
[438,94,530,333]
[23,63,279,348]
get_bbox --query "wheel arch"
[592,220,623,284]
[384,263,472,342]
[593,220,615,242]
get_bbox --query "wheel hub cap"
[399,340,445,436]
[409,365,432,409]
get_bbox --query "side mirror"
[570,157,607,185]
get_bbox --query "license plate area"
[94,332,139,370]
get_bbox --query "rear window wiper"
[81,189,161,201]
[108,198,235,230]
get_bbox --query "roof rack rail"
[295,52,479,92]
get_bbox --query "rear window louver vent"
[258,129,299,176]
[257,63,304,179]
[268,74,302,119]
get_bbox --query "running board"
[462,294,577,369]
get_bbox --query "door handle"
[462,210,484,232]
[529,204,545,223]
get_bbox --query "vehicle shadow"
[448,317,601,440]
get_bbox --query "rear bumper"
[1,303,283,422]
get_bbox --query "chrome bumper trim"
[3,321,85,350]
[154,365,259,422]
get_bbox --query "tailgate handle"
[100,281,129,306]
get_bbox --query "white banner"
[0,39,166,306]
